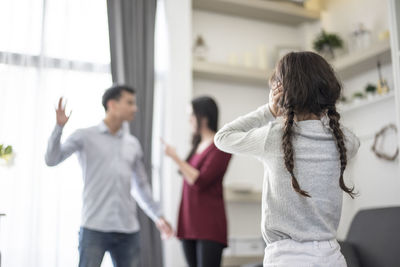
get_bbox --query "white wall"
[309,0,400,240]
[193,10,304,69]
[338,93,400,239]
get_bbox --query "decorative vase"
[193,36,209,61]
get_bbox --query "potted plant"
[193,35,209,61]
[313,30,344,60]
[352,92,365,104]
[365,83,377,100]
[0,144,15,167]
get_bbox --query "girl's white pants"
[264,239,347,267]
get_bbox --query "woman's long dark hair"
[186,96,219,161]
[270,51,356,198]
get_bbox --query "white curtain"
[0,0,113,266]
[152,0,169,205]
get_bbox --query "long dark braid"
[271,51,357,198]
[327,106,357,198]
[282,107,311,197]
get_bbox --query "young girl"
[214,52,360,267]
[162,96,232,267]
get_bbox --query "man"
[45,85,173,267]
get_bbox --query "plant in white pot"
[0,144,15,167]
[193,35,209,61]
[313,30,344,60]
[352,92,365,104]
[365,83,377,100]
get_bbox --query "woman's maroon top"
[177,143,232,246]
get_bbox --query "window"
[0,1,112,266]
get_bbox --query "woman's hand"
[156,217,175,240]
[161,138,178,159]
[268,82,284,117]
[160,137,200,185]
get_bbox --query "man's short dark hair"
[102,84,135,111]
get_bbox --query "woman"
[162,96,232,267]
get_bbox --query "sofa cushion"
[338,241,362,267]
[346,207,400,267]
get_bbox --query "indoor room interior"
[0,0,400,267]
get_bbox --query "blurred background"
[0,0,400,266]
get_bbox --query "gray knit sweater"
[214,104,360,244]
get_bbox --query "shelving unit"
[338,91,395,113]
[193,0,320,25]
[187,2,400,267]
[193,60,269,86]
[224,187,262,203]
[332,41,391,79]
[193,42,392,87]
[222,254,264,267]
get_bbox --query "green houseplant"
[313,30,344,60]
[0,144,14,166]
[365,83,377,99]
[352,92,365,103]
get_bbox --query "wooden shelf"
[193,60,269,86]
[193,43,391,86]
[193,0,320,25]
[338,91,395,113]
[222,254,264,267]
[332,41,391,79]
[224,187,262,203]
